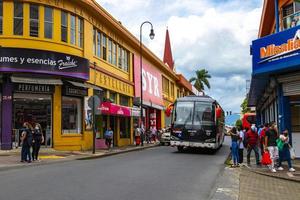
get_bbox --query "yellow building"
[0,0,192,150]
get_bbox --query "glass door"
[13,93,52,147]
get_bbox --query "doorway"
[13,93,52,147]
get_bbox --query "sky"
[96,0,263,113]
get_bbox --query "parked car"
[160,129,170,146]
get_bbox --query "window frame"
[44,6,53,39]
[14,2,23,35]
[61,96,83,134]
[78,17,83,48]
[97,31,101,57]
[102,34,107,60]
[70,14,76,45]
[61,11,68,42]
[29,4,39,37]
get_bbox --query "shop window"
[14,2,23,35]
[120,95,129,106]
[162,76,169,96]
[97,31,101,57]
[112,42,117,65]
[70,15,76,45]
[44,6,53,39]
[102,34,107,60]
[62,96,82,134]
[93,28,96,55]
[120,117,130,138]
[282,2,300,30]
[117,45,129,72]
[61,11,68,42]
[78,17,83,48]
[0,1,3,35]
[30,4,39,37]
[170,82,174,99]
[109,92,116,103]
[108,38,112,64]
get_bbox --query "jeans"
[231,141,239,165]
[21,143,31,162]
[278,146,291,168]
[247,145,260,165]
[267,146,279,170]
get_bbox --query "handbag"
[261,151,272,165]
[276,138,284,151]
[289,147,296,160]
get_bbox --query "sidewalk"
[210,153,300,200]
[0,143,159,171]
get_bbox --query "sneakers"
[271,169,277,173]
[289,168,296,172]
[277,167,284,171]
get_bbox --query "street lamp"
[140,21,155,129]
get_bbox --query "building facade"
[0,0,194,150]
[249,0,300,156]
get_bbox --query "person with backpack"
[32,123,44,161]
[20,122,33,163]
[264,122,279,173]
[246,124,260,166]
[277,129,296,172]
[104,127,113,150]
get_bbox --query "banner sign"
[252,26,300,75]
[14,83,54,94]
[133,56,164,107]
[0,47,89,80]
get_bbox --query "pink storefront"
[134,56,164,131]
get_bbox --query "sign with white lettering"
[134,56,163,107]
[63,85,88,97]
[14,84,54,94]
[0,48,89,80]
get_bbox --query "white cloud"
[96,0,263,113]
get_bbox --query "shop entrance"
[13,93,52,147]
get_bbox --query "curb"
[0,144,160,172]
[77,144,160,160]
[243,166,300,183]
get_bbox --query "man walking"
[246,124,260,166]
[265,122,279,172]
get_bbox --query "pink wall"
[134,56,164,107]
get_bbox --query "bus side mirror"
[216,107,222,119]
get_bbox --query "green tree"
[189,69,211,91]
[241,97,251,114]
[235,119,242,129]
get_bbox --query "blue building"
[249,0,300,157]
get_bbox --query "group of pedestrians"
[20,122,44,163]
[134,124,158,146]
[229,122,296,172]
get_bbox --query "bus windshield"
[173,101,214,126]
[173,101,194,125]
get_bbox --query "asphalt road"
[0,138,230,200]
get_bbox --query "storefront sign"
[98,102,131,117]
[134,56,164,107]
[252,26,300,75]
[94,72,132,95]
[0,48,89,80]
[14,84,54,94]
[63,86,88,97]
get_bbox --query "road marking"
[39,155,65,159]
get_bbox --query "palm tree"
[189,69,211,91]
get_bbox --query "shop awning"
[68,81,102,91]
[98,102,131,117]
[11,76,63,85]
